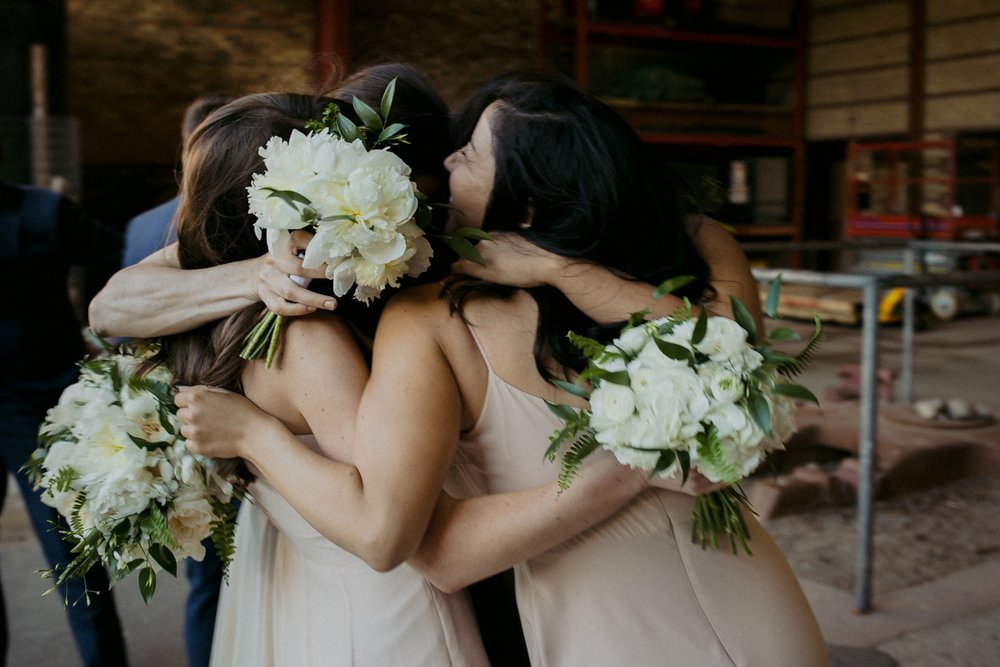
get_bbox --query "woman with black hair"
[177,73,827,666]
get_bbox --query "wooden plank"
[926,53,1000,96]
[926,90,1000,130]
[808,66,909,106]
[810,0,909,44]
[759,284,861,324]
[927,0,1000,24]
[808,33,909,75]
[807,101,908,139]
[927,16,1000,59]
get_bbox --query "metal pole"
[900,245,916,404]
[855,277,881,613]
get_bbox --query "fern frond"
[209,497,239,581]
[775,315,823,378]
[557,429,600,491]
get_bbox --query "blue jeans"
[184,537,224,667]
[0,368,128,667]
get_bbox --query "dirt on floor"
[766,475,1000,594]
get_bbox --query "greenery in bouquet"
[24,346,244,604]
[240,78,489,367]
[545,275,821,555]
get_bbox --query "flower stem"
[691,487,754,556]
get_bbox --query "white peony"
[248,129,429,304]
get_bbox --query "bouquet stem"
[691,486,754,556]
[239,311,286,368]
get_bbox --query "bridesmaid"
[151,85,498,665]
[176,72,828,666]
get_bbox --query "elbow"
[407,546,476,594]
[354,518,419,573]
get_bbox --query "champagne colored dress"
[449,331,829,667]
[210,436,489,667]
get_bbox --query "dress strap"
[464,322,496,375]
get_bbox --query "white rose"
[705,367,745,403]
[613,325,650,356]
[589,383,637,429]
[695,317,750,362]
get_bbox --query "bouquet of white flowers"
[546,276,821,555]
[24,348,241,604]
[240,79,487,367]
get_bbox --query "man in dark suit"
[0,139,128,666]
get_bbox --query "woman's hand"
[451,231,566,287]
[257,230,335,316]
[175,385,280,460]
[647,469,728,497]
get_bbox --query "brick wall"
[64,0,539,227]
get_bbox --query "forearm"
[409,456,647,593]
[89,247,261,337]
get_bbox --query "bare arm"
[90,244,261,337]
[89,239,337,339]
[451,217,764,331]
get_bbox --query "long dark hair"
[151,65,453,391]
[445,72,713,379]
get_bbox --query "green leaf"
[544,400,580,423]
[765,274,784,320]
[138,567,156,605]
[352,97,383,130]
[626,310,650,327]
[653,275,696,299]
[442,235,485,266]
[337,114,359,142]
[747,387,772,434]
[766,327,801,341]
[264,187,312,209]
[149,543,177,577]
[379,77,397,119]
[691,307,708,345]
[550,379,590,399]
[652,450,677,477]
[451,226,493,240]
[599,370,631,386]
[376,122,407,145]
[653,338,691,362]
[773,383,820,405]
[730,296,758,345]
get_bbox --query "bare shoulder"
[378,282,453,331]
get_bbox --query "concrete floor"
[2,312,998,666]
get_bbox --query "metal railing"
[748,239,1000,613]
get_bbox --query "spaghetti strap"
[464,323,496,375]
